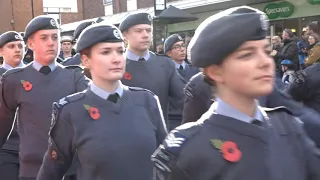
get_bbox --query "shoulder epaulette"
[128,86,155,96]
[163,123,202,155]
[261,106,293,115]
[54,91,86,110]
[1,67,24,77]
[155,53,169,57]
[65,65,83,71]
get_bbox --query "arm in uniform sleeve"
[168,61,186,104]
[0,75,18,148]
[266,88,320,148]
[151,130,193,180]
[182,75,213,124]
[74,67,90,92]
[37,103,76,180]
[293,118,320,179]
[151,95,168,145]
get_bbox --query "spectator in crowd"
[297,31,309,69]
[305,33,320,66]
[59,36,75,60]
[156,44,164,54]
[280,59,295,85]
[306,22,320,36]
[271,29,299,71]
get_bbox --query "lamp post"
[153,0,166,51]
[31,0,35,18]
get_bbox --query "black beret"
[164,34,184,53]
[0,31,23,48]
[76,24,124,53]
[73,21,95,42]
[189,6,269,68]
[24,15,59,40]
[119,13,152,32]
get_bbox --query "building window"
[127,0,137,11]
[103,0,112,5]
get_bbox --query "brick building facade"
[0,0,43,33]
[0,0,104,33]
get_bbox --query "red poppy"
[89,107,100,120]
[23,81,33,91]
[51,150,58,160]
[124,72,132,80]
[221,141,242,162]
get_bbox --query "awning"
[153,5,198,24]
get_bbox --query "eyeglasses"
[171,44,186,50]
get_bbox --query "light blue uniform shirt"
[173,61,186,70]
[214,98,264,123]
[90,80,125,99]
[2,61,24,70]
[126,49,150,61]
[32,60,57,72]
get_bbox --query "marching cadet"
[152,6,320,180]
[164,34,200,130]
[164,34,199,82]
[59,36,74,60]
[0,15,89,180]
[119,13,185,123]
[0,31,24,180]
[62,21,94,66]
[37,23,167,180]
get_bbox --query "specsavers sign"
[263,1,294,20]
[309,0,320,4]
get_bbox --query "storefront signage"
[309,0,320,4]
[263,1,294,19]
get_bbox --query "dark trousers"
[0,149,19,180]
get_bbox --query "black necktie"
[179,65,183,70]
[138,57,145,62]
[251,119,263,126]
[39,66,51,75]
[107,93,119,103]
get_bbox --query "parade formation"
[0,3,320,180]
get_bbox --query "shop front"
[167,0,320,38]
[260,0,320,37]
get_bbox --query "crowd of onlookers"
[269,22,320,84]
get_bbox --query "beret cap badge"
[15,35,20,40]
[113,29,121,39]
[50,19,56,27]
[148,14,152,21]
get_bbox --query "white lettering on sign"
[265,7,290,15]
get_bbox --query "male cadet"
[59,36,74,60]
[0,31,24,180]
[164,34,199,130]
[62,21,94,66]
[0,15,89,180]
[119,13,185,123]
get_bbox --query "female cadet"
[36,23,167,180]
[151,6,320,180]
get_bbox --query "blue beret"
[189,6,269,68]
[0,31,23,47]
[164,34,184,53]
[119,13,152,32]
[24,15,59,40]
[76,24,124,53]
[73,21,95,42]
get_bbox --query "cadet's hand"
[292,70,307,84]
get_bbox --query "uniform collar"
[2,61,24,70]
[90,80,124,100]
[126,49,150,61]
[32,60,57,71]
[213,98,264,123]
[173,60,186,70]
